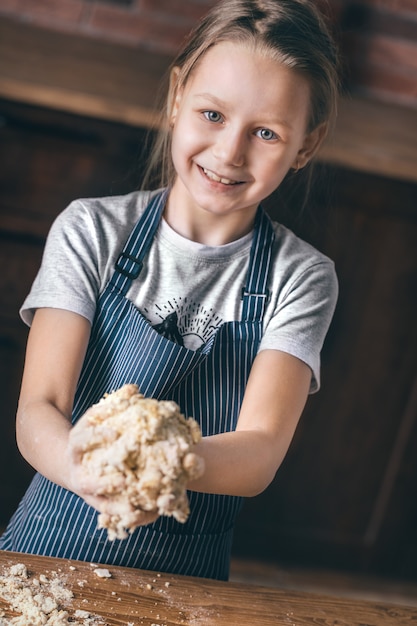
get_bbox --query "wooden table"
[0,550,416,625]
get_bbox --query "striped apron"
[0,191,275,580]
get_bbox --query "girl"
[0,0,339,581]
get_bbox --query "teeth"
[203,167,237,185]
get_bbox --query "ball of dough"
[69,384,204,540]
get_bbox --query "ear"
[292,122,328,170]
[167,66,183,126]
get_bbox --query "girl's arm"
[16,307,159,523]
[16,307,91,487]
[188,349,311,497]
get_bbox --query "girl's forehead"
[181,41,311,132]
[194,40,263,72]
[187,40,299,90]
[187,41,309,99]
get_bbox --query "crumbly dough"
[0,563,103,625]
[69,384,204,540]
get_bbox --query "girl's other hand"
[67,437,160,526]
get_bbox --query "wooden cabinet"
[1,98,416,583]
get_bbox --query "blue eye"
[203,110,223,123]
[257,128,277,141]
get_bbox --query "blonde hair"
[142,0,340,191]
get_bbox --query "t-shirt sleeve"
[259,258,338,393]
[20,200,101,326]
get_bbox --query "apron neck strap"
[241,206,275,322]
[110,190,168,296]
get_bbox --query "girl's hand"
[67,432,160,527]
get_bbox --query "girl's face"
[168,41,323,238]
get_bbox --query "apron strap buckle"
[241,287,270,322]
[115,252,143,279]
[241,287,270,301]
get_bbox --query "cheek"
[267,146,299,177]
[170,128,187,172]
[172,124,206,172]
[261,156,287,181]
[258,158,291,195]
[172,122,195,158]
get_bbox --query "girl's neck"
[164,187,257,247]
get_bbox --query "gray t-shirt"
[21,190,338,392]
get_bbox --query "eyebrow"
[193,93,293,129]
[194,93,227,107]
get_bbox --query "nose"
[212,126,246,168]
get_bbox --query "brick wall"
[0,0,416,107]
[0,0,217,55]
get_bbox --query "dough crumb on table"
[69,384,204,540]
[93,569,111,579]
[0,563,104,625]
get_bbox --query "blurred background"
[0,0,416,602]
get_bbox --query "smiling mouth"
[201,166,243,186]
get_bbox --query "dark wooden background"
[0,0,416,583]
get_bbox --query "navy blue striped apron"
[0,191,275,580]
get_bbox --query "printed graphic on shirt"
[146,297,224,350]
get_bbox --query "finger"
[97,500,159,527]
[76,472,127,497]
